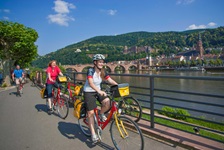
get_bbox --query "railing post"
[39,72,43,85]
[73,72,76,84]
[150,76,155,128]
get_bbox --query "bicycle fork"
[114,112,128,138]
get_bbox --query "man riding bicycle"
[12,64,25,96]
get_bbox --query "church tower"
[196,32,204,58]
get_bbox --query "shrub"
[160,106,191,121]
[1,83,7,88]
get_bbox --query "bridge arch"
[63,62,139,72]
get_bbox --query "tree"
[0,21,38,86]
[216,59,223,66]
[191,60,197,66]
[197,59,202,66]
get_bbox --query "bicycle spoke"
[121,97,142,123]
[78,117,91,137]
[57,98,69,119]
[110,116,144,150]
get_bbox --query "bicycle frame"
[52,86,62,105]
[65,81,83,102]
[66,82,76,100]
[91,100,128,138]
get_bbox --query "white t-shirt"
[83,67,110,92]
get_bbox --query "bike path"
[0,82,187,150]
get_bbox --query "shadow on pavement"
[35,104,48,113]
[9,91,20,97]
[57,122,115,150]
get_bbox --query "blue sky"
[0,0,223,56]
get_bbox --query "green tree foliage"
[0,21,38,67]
[0,21,38,85]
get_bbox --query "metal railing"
[35,71,224,142]
[69,71,224,142]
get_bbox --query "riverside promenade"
[0,82,223,150]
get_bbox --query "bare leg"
[100,98,110,114]
[48,98,52,109]
[88,110,96,135]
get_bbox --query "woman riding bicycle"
[83,54,117,143]
[46,60,63,113]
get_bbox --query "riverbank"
[204,66,224,72]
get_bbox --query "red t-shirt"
[46,66,61,84]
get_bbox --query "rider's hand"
[49,78,55,82]
[98,90,107,97]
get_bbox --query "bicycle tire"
[120,96,142,123]
[78,116,91,137]
[110,116,144,150]
[56,97,69,119]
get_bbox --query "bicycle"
[102,82,142,123]
[15,77,25,96]
[49,82,69,119]
[78,84,144,150]
[61,74,83,104]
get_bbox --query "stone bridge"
[63,61,145,72]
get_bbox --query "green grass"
[141,113,224,142]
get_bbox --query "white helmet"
[92,54,105,61]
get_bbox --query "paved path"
[0,82,187,150]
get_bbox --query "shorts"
[15,78,23,85]
[84,92,107,111]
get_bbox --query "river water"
[73,70,224,122]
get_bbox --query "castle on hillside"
[122,32,224,67]
[123,46,156,55]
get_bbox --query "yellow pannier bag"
[110,83,130,98]
[57,76,67,83]
[74,85,82,96]
[73,99,86,119]
[40,88,48,99]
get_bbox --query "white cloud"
[176,0,195,5]
[3,16,9,20]
[186,24,206,30]
[53,0,75,14]
[186,22,217,30]
[0,9,10,13]
[107,9,117,16]
[3,9,10,13]
[47,0,76,26]
[207,22,217,27]
[48,14,74,26]
[100,9,118,16]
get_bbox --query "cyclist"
[46,60,63,113]
[83,54,118,143]
[12,65,25,96]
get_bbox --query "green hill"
[32,27,224,68]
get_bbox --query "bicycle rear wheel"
[110,116,144,150]
[120,96,142,123]
[56,97,69,119]
[78,116,91,137]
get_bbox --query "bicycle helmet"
[92,54,105,61]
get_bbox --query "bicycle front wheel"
[120,96,142,123]
[56,97,69,119]
[110,116,144,150]
[78,116,91,137]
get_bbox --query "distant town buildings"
[122,32,224,67]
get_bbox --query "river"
[73,70,224,122]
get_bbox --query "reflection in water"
[73,70,224,122]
